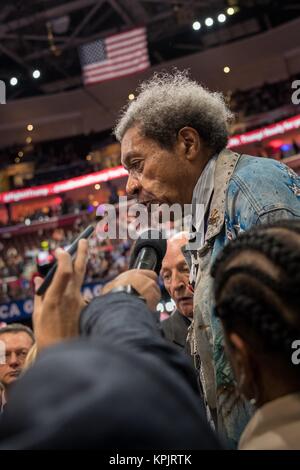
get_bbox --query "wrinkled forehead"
[121,126,143,157]
[0,332,33,350]
[162,236,189,270]
[121,126,164,167]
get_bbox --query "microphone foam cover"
[129,229,167,273]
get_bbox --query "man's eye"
[182,267,190,273]
[130,161,143,172]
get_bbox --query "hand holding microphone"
[102,229,167,311]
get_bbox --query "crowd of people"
[0,132,120,190]
[228,73,299,118]
[0,224,133,303]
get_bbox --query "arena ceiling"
[0,0,300,101]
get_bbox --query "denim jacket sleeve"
[225,156,300,239]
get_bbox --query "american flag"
[79,27,150,85]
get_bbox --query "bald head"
[161,233,193,318]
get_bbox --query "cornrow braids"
[211,220,300,359]
[216,275,297,356]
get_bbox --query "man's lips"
[177,296,193,304]
[7,370,21,378]
[138,200,165,212]
[139,199,162,206]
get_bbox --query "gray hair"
[114,70,233,154]
[0,323,35,344]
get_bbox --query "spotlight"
[224,66,231,74]
[227,7,235,15]
[32,69,41,79]
[15,157,20,163]
[26,136,32,144]
[128,93,135,100]
[94,184,101,190]
[10,77,18,86]
[27,124,33,132]
[192,21,201,31]
[18,151,24,157]
[205,17,214,27]
[218,14,226,23]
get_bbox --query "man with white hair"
[114,70,300,447]
[160,232,193,354]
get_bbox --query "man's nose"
[126,173,141,197]
[171,273,186,293]
[8,352,20,368]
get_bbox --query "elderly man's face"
[161,236,193,318]
[0,332,33,387]
[121,126,195,207]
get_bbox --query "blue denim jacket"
[187,149,300,448]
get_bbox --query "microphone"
[129,229,167,275]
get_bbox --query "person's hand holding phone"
[33,239,89,352]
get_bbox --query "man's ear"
[228,332,257,399]
[177,127,201,161]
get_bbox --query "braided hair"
[211,220,300,362]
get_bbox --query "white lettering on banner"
[0,283,104,323]
[0,303,21,320]
[3,188,49,203]
[82,284,103,300]
[228,113,300,148]
[23,299,34,315]
[0,166,127,204]
[93,284,103,296]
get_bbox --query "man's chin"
[5,374,20,384]
[177,305,193,319]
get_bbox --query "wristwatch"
[108,284,146,302]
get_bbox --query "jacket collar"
[182,149,241,268]
[205,148,241,242]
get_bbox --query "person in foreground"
[211,220,300,450]
[0,241,221,450]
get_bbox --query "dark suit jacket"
[0,293,220,450]
[161,309,192,354]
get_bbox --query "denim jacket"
[186,148,300,447]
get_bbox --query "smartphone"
[35,224,95,296]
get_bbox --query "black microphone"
[129,229,167,275]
